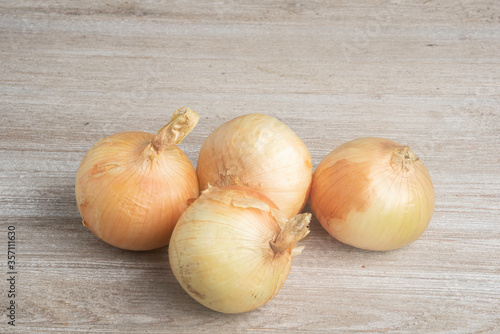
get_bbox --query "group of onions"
[75,107,435,314]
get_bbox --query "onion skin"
[196,114,312,219]
[310,137,435,251]
[75,109,199,251]
[169,185,310,314]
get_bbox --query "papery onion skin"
[196,114,312,219]
[310,137,435,251]
[75,108,200,251]
[169,185,310,314]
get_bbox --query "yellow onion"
[310,137,435,251]
[169,185,311,314]
[196,113,312,219]
[75,107,200,251]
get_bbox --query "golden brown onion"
[310,137,435,251]
[75,108,200,251]
[196,114,312,219]
[169,185,311,314]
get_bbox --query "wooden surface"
[1,0,499,333]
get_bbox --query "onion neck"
[270,213,311,255]
[151,107,200,154]
[390,145,419,175]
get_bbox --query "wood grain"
[1,0,499,332]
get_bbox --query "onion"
[310,137,435,251]
[75,107,200,251]
[169,185,311,314]
[196,113,312,219]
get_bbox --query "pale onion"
[75,107,200,251]
[310,137,435,251]
[196,113,312,219]
[169,185,311,314]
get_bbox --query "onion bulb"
[75,107,200,251]
[310,137,435,251]
[169,185,311,314]
[196,114,312,219]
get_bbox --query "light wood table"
[1,1,499,333]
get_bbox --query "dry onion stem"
[310,137,435,251]
[169,185,311,314]
[75,107,200,251]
